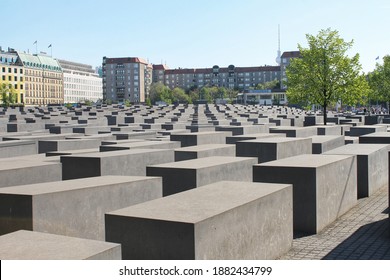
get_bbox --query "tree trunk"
[323,102,327,125]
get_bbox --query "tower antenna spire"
[275,24,281,65]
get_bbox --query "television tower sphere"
[276,50,281,65]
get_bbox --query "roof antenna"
[275,24,281,65]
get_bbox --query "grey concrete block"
[38,138,101,154]
[324,144,390,198]
[345,136,359,144]
[45,148,99,157]
[113,131,157,140]
[0,160,62,188]
[0,176,162,240]
[315,125,342,135]
[99,140,181,152]
[147,156,257,196]
[253,154,357,233]
[349,125,386,136]
[0,230,121,260]
[73,126,111,134]
[270,126,317,138]
[170,131,232,147]
[105,181,292,260]
[0,140,37,158]
[174,144,235,161]
[310,135,345,154]
[61,149,174,180]
[359,132,390,144]
[215,125,268,136]
[236,137,312,163]
[226,133,286,144]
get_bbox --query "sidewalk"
[280,186,390,260]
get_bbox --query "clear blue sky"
[2,0,389,73]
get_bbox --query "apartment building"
[161,64,281,91]
[16,51,63,105]
[58,59,102,103]
[102,57,152,103]
[280,51,300,89]
[152,64,168,84]
[0,48,25,103]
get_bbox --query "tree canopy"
[0,83,17,107]
[286,28,369,124]
[368,55,390,105]
[149,83,238,104]
[255,79,280,90]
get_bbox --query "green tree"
[368,55,390,108]
[218,87,227,99]
[82,99,93,106]
[200,87,212,103]
[286,28,369,124]
[171,87,189,103]
[0,83,17,107]
[256,79,280,90]
[149,82,172,104]
[226,88,238,103]
[188,88,199,104]
[124,99,131,107]
[146,97,152,106]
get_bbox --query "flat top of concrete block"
[0,159,60,170]
[39,139,100,144]
[324,144,390,155]
[310,135,344,143]
[47,148,100,155]
[270,126,314,131]
[0,175,159,195]
[0,230,120,260]
[171,131,229,136]
[256,154,354,168]
[359,132,390,137]
[148,156,256,169]
[174,144,234,152]
[0,139,36,147]
[107,181,291,223]
[228,133,285,138]
[66,134,116,140]
[238,137,310,144]
[216,125,258,128]
[4,133,77,140]
[101,139,146,145]
[314,124,337,128]
[0,154,47,163]
[61,148,170,159]
[351,125,385,129]
[104,140,180,148]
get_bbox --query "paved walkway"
[280,186,390,260]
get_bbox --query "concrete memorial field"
[0,103,388,259]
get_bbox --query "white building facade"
[58,59,102,103]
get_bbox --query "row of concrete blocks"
[0,172,292,260]
[0,148,388,259]
[1,131,389,200]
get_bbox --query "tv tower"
[275,24,281,65]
